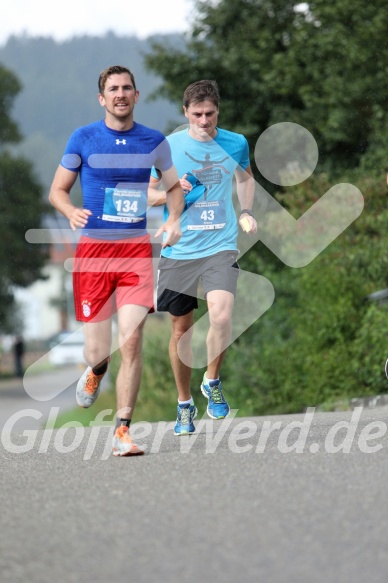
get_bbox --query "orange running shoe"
[76,366,106,408]
[112,425,145,457]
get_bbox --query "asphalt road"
[0,365,109,432]
[1,386,388,583]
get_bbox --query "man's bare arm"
[148,174,166,207]
[49,165,92,230]
[235,164,257,235]
[154,167,185,248]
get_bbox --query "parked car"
[48,331,85,367]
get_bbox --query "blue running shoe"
[174,404,197,435]
[201,373,230,419]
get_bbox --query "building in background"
[14,214,78,341]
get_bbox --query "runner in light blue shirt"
[149,80,257,435]
[152,126,250,259]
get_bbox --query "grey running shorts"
[157,250,239,316]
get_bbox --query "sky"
[0,0,194,46]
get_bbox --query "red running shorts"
[73,234,154,322]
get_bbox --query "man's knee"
[209,308,232,331]
[119,326,143,352]
[171,314,193,341]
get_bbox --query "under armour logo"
[116,139,126,145]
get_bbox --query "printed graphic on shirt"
[185,151,230,198]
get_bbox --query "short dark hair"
[98,65,136,93]
[183,80,220,109]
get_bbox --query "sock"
[178,398,194,407]
[116,418,131,429]
[92,361,108,376]
[206,376,219,385]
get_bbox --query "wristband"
[240,209,254,217]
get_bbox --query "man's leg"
[111,303,149,457]
[115,303,149,420]
[170,311,198,435]
[170,311,195,402]
[83,318,112,368]
[200,289,234,419]
[206,289,234,378]
[76,318,112,408]
[157,256,200,435]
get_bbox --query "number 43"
[200,209,214,221]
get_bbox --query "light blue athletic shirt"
[151,127,250,259]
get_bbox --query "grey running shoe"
[76,366,106,408]
[112,426,144,456]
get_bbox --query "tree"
[144,0,388,413]
[0,64,49,333]
[145,0,388,176]
[225,172,388,414]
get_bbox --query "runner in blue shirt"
[49,65,184,456]
[149,80,257,435]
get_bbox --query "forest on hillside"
[0,32,185,190]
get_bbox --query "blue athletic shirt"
[151,127,249,259]
[61,120,173,239]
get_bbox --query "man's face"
[184,100,219,140]
[98,73,139,120]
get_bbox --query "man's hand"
[68,208,92,231]
[155,217,182,248]
[239,213,257,235]
[180,173,193,195]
